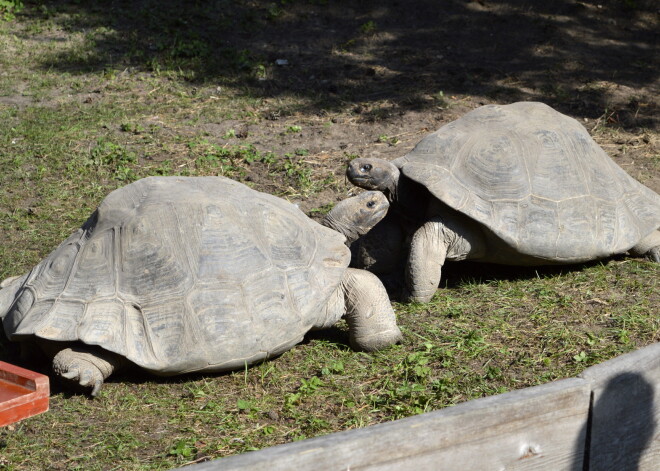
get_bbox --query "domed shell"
[393,102,660,262]
[1,176,350,374]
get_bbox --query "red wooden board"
[0,361,49,427]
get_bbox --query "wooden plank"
[191,377,590,471]
[579,342,660,471]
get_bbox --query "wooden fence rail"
[189,342,660,471]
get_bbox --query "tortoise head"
[321,191,389,244]
[346,158,400,197]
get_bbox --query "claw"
[91,380,103,397]
[78,369,94,387]
[60,368,104,396]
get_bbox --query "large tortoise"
[0,176,402,396]
[347,102,660,303]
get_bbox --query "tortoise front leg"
[404,211,485,303]
[340,268,402,352]
[51,345,126,397]
[403,219,449,303]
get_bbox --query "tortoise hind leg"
[646,245,660,263]
[49,344,127,397]
[630,230,660,263]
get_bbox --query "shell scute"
[76,299,126,351]
[455,131,531,202]
[65,231,116,299]
[196,202,272,281]
[264,207,318,270]
[529,129,589,202]
[33,300,84,342]
[517,196,559,259]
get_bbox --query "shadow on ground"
[25,0,659,127]
[572,372,655,471]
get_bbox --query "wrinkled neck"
[321,214,362,244]
[387,182,399,204]
[383,168,400,203]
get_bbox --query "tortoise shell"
[1,176,349,374]
[393,102,660,262]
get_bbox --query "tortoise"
[347,101,660,303]
[0,176,402,396]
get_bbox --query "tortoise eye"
[361,164,372,172]
[366,200,376,208]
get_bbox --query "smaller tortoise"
[347,102,660,303]
[0,176,402,396]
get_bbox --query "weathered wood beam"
[193,378,589,471]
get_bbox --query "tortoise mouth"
[374,206,388,221]
[348,174,378,190]
[356,205,388,236]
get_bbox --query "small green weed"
[377,134,400,146]
[321,360,344,376]
[433,90,449,108]
[285,125,302,134]
[573,351,588,363]
[236,398,252,411]
[188,139,277,175]
[120,122,145,134]
[267,3,283,20]
[89,139,137,181]
[360,21,377,35]
[169,439,197,460]
[308,202,335,216]
[281,153,312,181]
[0,0,23,21]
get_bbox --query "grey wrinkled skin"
[0,176,402,396]
[347,102,660,302]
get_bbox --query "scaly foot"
[52,347,116,396]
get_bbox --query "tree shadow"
[572,372,656,471]
[23,0,658,127]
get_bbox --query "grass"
[1,260,656,469]
[0,1,658,470]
